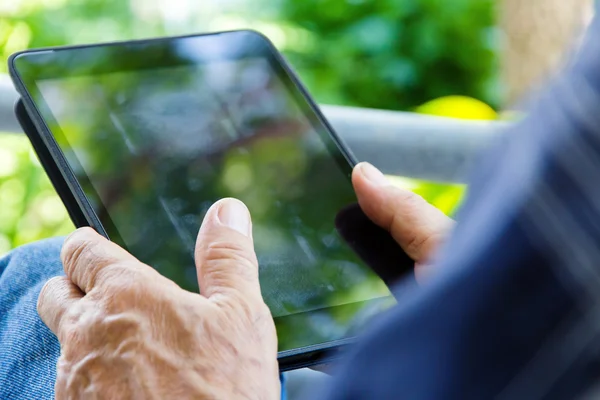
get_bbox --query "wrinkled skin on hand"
[312,163,455,374]
[352,162,455,282]
[37,162,454,398]
[38,199,280,399]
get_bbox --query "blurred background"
[0,0,594,255]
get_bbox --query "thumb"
[195,198,261,301]
[352,162,454,264]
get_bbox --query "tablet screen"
[13,32,399,354]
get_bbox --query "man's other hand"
[352,162,455,281]
[37,199,279,400]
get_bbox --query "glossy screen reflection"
[35,56,394,352]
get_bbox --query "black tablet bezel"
[9,31,390,370]
[19,92,360,372]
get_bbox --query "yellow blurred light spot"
[416,95,497,120]
[0,2,22,15]
[0,148,18,177]
[257,25,287,49]
[4,21,32,55]
[0,19,12,43]
[38,195,67,225]
[0,134,29,153]
[0,179,25,205]
[385,175,421,190]
[222,162,253,193]
[431,185,466,215]
[385,176,467,217]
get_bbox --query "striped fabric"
[321,16,600,400]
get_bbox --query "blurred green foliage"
[0,0,496,253]
[0,135,73,254]
[276,0,499,109]
[0,0,499,108]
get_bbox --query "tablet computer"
[9,30,414,370]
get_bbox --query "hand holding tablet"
[38,201,281,399]
[10,30,416,369]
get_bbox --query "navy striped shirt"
[322,16,600,400]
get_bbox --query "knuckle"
[61,233,100,276]
[251,300,273,322]
[94,265,160,310]
[57,306,82,338]
[59,324,82,352]
[419,232,445,256]
[223,295,272,328]
[62,303,84,327]
[403,232,426,257]
[54,300,101,356]
[246,301,276,337]
[97,268,138,296]
[100,263,137,288]
[205,261,257,289]
[204,241,258,280]
[95,261,153,295]
[404,230,441,261]
[392,188,426,209]
[206,240,256,263]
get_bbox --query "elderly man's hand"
[312,162,456,375]
[37,199,279,399]
[352,162,455,281]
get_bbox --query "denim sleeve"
[0,238,63,400]
[320,17,600,400]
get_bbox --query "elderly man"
[3,15,600,400]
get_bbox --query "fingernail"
[360,163,389,186]
[217,199,250,237]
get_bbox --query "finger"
[61,227,142,294]
[195,198,261,300]
[352,162,454,263]
[37,276,83,336]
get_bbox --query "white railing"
[0,74,505,183]
[0,75,18,133]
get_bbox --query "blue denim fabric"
[0,237,287,399]
[0,238,63,400]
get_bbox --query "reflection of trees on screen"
[45,58,390,350]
